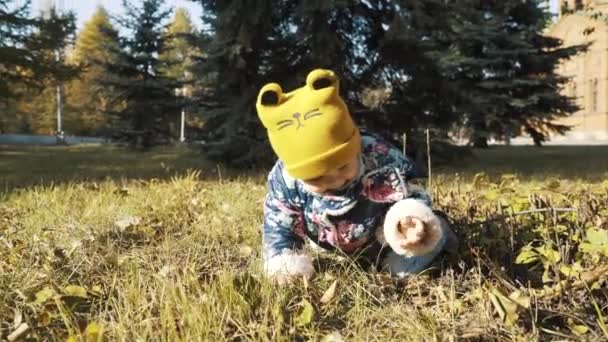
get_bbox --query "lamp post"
[176,71,191,143]
[180,90,186,143]
[42,0,65,143]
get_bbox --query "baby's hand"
[264,250,315,285]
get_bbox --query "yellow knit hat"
[256,69,361,180]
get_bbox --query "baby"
[256,69,456,284]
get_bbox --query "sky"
[31,0,203,30]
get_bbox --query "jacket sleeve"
[262,165,307,259]
[262,165,315,279]
[363,133,433,206]
[369,135,445,255]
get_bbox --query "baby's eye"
[338,163,350,171]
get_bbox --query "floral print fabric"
[262,131,433,259]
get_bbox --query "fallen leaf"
[85,322,103,342]
[64,285,87,298]
[508,290,530,309]
[114,216,141,230]
[515,246,539,264]
[486,284,522,327]
[294,299,314,326]
[91,285,103,295]
[34,287,57,305]
[320,280,338,304]
[321,332,344,342]
[238,245,254,258]
[568,320,589,336]
[38,311,51,327]
[158,265,171,277]
[13,309,22,329]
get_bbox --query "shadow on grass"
[2,144,607,195]
[437,145,608,182]
[0,144,261,195]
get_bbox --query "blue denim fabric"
[381,217,450,277]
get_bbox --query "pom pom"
[383,199,443,256]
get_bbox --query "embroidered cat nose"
[292,112,301,119]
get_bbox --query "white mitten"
[382,199,444,257]
[264,249,315,285]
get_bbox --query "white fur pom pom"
[383,199,443,256]
[264,249,315,284]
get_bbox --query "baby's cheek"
[303,183,324,193]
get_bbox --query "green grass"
[0,145,217,192]
[1,145,607,341]
[451,145,608,181]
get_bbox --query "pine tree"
[158,7,201,138]
[371,0,462,134]
[104,0,182,148]
[190,0,393,165]
[0,1,78,134]
[188,0,585,165]
[438,0,585,146]
[65,6,121,135]
[0,0,36,101]
[189,0,281,164]
[0,0,76,98]
[159,7,199,80]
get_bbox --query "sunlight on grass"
[1,145,607,340]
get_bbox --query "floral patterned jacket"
[262,130,433,260]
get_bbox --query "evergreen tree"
[190,0,392,165]
[65,6,121,135]
[159,7,199,80]
[189,0,584,165]
[437,0,585,146]
[0,0,36,101]
[0,0,76,99]
[159,7,201,138]
[372,0,462,135]
[189,0,280,164]
[1,1,78,134]
[104,0,182,148]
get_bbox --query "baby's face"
[300,155,360,194]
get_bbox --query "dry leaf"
[321,332,344,342]
[567,319,589,336]
[295,299,314,326]
[64,285,88,298]
[486,284,523,327]
[508,290,530,309]
[13,309,22,329]
[85,322,104,342]
[115,216,141,230]
[34,287,56,305]
[238,245,254,258]
[320,280,338,304]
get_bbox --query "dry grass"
[1,145,607,341]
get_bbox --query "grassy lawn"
[1,144,607,340]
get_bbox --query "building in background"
[547,0,608,142]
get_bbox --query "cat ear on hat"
[306,69,338,91]
[257,83,283,107]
